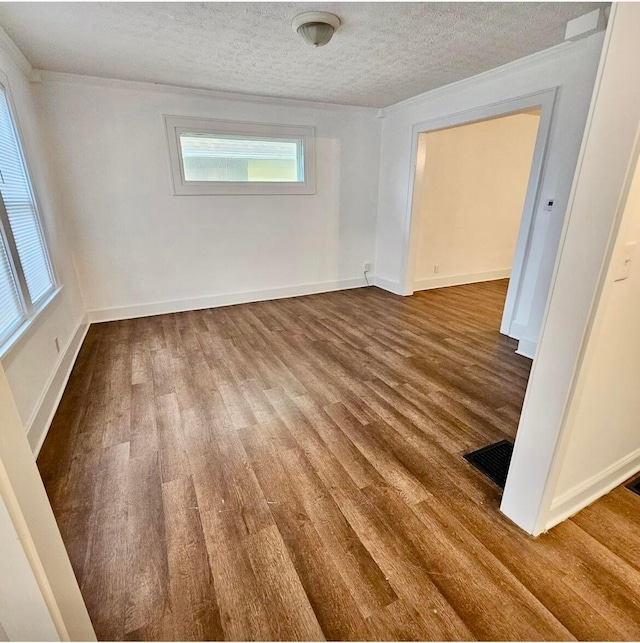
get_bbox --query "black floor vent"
[464,440,514,489]
[626,477,640,496]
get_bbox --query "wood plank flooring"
[38,280,640,641]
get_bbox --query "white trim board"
[87,277,368,323]
[508,320,527,341]
[164,115,316,196]
[38,70,379,116]
[373,276,406,296]
[36,38,582,115]
[27,278,374,453]
[0,287,64,363]
[500,5,640,535]
[26,318,89,456]
[413,269,510,292]
[545,446,640,531]
[383,37,592,115]
[515,337,537,360]
[401,88,558,337]
[0,25,40,83]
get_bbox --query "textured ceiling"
[0,2,608,108]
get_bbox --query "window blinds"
[0,84,54,344]
[0,231,23,342]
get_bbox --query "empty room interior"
[0,2,639,641]
[409,109,541,342]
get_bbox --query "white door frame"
[400,87,558,339]
[0,364,96,641]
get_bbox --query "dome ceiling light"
[292,11,341,48]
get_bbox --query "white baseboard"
[87,278,368,323]
[508,320,527,341]
[516,337,537,360]
[26,318,90,456]
[27,279,370,453]
[413,268,511,292]
[545,446,640,531]
[373,276,406,295]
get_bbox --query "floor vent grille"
[464,440,514,489]
[626,477,640,496]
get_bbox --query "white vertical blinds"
[0,83,55,346]
[0,232,24,342]
[0,86,53,304]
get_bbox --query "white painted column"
[0,364,95,641]
[0,490,59,641]
[502,2,640,535]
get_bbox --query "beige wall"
[413,111,540,289]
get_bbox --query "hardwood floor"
[38,280,640,641]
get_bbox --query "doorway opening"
[409,108,542,337]
[400,90,557,501]
[401,89,557,357]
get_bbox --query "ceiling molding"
[0,2,608,108]
[0,25,40,82]
[38,70,380,116]
[383,35,598,115]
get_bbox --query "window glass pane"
[179,133,302,183]
[0,233,24,341]
[0,87,54,304]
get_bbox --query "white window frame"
[164,116,316,196]
[0,76,60,359]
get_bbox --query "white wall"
[37,74,381,320]
[550,143,640,520]
[501,2,640,534]
[0,489,59,641]
[412,112,540,290]
[374,33,604,355]
[0,362,95,640]
[0,45,87,452]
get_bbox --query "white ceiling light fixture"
[292,11,341,48]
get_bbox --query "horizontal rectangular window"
[0,82,56,348]
[165,116,315,195]
[179,134,303,183]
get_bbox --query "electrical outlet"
[54,337,60,353]
[614,242,636,282]
[434,264,440,274]
[363,262,371,273]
